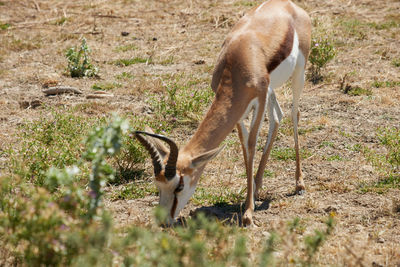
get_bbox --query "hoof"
[296,189,305,195]
[295,184,305,195]
[242,211,254,227]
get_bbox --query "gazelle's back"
[211,0,311,92]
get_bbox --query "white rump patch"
[269,30,300,89]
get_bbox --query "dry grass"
[1,0,400,265]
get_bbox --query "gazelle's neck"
[182,89,234,156]
[182,76,256,157]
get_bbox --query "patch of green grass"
[372,80,400,88]
[342,85,372,96]
[0,22,10,30]
[367,20,399,30]
[114,44,138,52]
[159,55,174,65]
[110,181,158,200]
[192,187,245,206]
[234,1,258,7]
[115,71,134,80]
[298,125,325,135]
[8,108,103,186]
[52,17,68,26]
[92,82,121,90]
[325,155,343,161]
[338,18,367,40]
[359,127,400,193]
[319,141,335,148]
[264,169,275,178]
[8,38,41,51]
[147,74,214,127]
[392,58,400,67]
[271,148,312,161]
[114,57,150,66]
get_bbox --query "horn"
[135,131,178,180]
[134,132,163,176]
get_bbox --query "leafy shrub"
[66,38,98,78]
[9,109,100,185]
[148,76,214,127]
[0,116,129,265]
[308,37,336,84]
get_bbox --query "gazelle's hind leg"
[291,56,306,194]
[254,89,283,199]
[237,93,267,226]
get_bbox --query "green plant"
[192,187,245,206]
[114,57,150,66]
[115,71,135,80]
[325,155,343,161]
[234,1,258,7]
[308,37,336,84]
[9,108,100,185]
[342,85,372,96]
[0,117,129,266]
[360,127,400,193]
[0,22,10,30]
[148,76,214,126]
[92,82,121,90]
[53,17,68,25]
[271,147,312,161]
[392,58,400,67]
[65,38,98,78]
[372,80,400,88]
[111,181,157,200]
[113,130,147,184]
[303,215,335,265]
[114,44,138,52]
[83,116,130,220]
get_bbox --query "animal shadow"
[189,198,272,226]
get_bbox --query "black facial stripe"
[174,175,184,193]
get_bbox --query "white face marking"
[156,174,197,223]
[269,30,300,89]
[156,177,179,223]
[173,175,197,218]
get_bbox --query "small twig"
[309,83,332,91]
[344,245,366,267]
[94,14,123,18]
[32,0,40,12]
[43,86,82,96]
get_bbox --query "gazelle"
[135,0,311,226]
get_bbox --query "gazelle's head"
[134,129,222,224]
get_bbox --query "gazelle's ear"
[190,146,225,169]
[144,126,169,158]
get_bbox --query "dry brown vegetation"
[1,0,400,266]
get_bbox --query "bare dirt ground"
[1,0,400,266]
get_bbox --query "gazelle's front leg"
[254,90,283,198]
[237,96,266,226]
